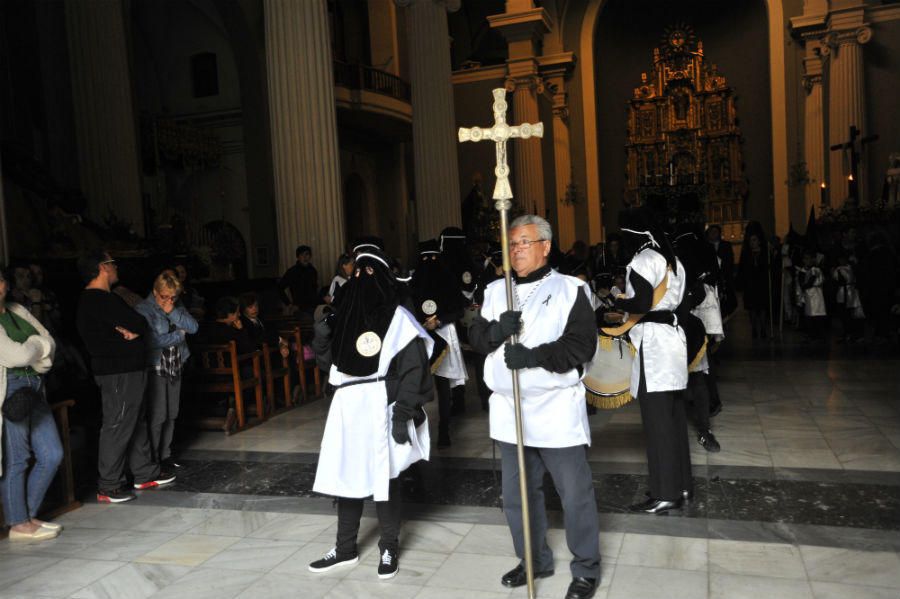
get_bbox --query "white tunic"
[434,322,467,386]
[481,270,594,448]
[313,306,433,501]
[625,250,688,396]
[692,283,724,339]
[797,266,827,317]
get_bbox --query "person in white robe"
[309,250,434,581]
[797,250,827,340]
[613,208,690,515]
[469,215,601,599]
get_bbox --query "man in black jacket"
[277,245,319,317]
[76,251,174,503]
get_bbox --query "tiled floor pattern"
[3,504,900,599]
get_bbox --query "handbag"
[2,384,42,422]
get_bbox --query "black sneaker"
[698,430,721,453]
[97,487,136,503]
[134,471,177,490]
[308,547,359,573]
[377,547,399,580]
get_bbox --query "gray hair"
[509,214,553,242]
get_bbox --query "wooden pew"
[262,341,293,413]
[277,324,321,403]
[184,341,265,433]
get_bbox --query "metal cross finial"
[458,88,544,207]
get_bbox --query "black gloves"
[504,343,539,370]
[490,310,522,344]
[391,417,410,445]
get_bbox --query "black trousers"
[336,478,401,557]
[94,370,158,490]
[435,376,452,431]
[636,351,693,501]
[684,371,711,431]
[498,442,601,579]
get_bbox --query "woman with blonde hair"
[0,268,62,540]
[136,270,198,467]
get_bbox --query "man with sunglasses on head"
[76,251,175,503]
[469,215,601,599]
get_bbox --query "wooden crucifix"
[830,125,879,204]
[458,88,543,599]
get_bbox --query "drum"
[583,335,634,409]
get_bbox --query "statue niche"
[624,24,747,234]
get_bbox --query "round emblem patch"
[422,300,438,316]
[462,271,472,285]
[355,332,382,357]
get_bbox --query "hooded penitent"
[619,206,679,276]
[331,250,399,377]
[409,239,463,322]
[439,226,478,295]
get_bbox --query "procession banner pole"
[459,88,543,599]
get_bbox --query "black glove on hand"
[491,310,522,344]
[391,418,411,445]
[504,343,538,370]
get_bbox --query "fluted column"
[802,46,825,216]
[825,26,871,207]
[401,0,462,239]
[508,76,547,218]
[264,0,344,275]
[65,0,143,233]
[550,80,575,249]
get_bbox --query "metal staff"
[459,88,543,599]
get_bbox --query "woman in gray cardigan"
[0,269,61,541]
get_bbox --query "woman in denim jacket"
[135,271,198,467]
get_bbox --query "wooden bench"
[276,324,321,402]
[0,399,81,535]
[262,341,293,413]
[184,341,265,433]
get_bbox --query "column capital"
[821,25,872,56]
[802,73,823,94]
[505,73,544,95]
[395,0,460,12]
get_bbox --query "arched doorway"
[344,173,373,246]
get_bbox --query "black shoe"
[565,577,599,599]
[500,563,554,588]
[629,497,683,514]
[308,547,359,573]
[698,430,721,453]
[134,471,176,490]
[377,546,399,580]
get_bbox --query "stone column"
[264,0,344,275]
[400,0,462,239]
[825,25,872,207]
[489,7,550,219]
[64,0,144,233]
[542,55,576,248]
[802,45,825,217]
[507,75,547,219]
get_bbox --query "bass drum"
[583,336,634,409]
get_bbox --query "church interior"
[1,0,899,597]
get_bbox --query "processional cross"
[458,88,543,599]
[830,125,878,204]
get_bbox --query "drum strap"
[600,268,671,337]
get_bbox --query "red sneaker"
[133,471,176,490]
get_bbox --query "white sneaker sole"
[378,567,399,580]
[308,556,359,573]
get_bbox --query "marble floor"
[2,314,899,598]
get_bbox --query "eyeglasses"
[508,239,546,250]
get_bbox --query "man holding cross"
[469,215,601,599]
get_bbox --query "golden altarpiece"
[625,26,748,236]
